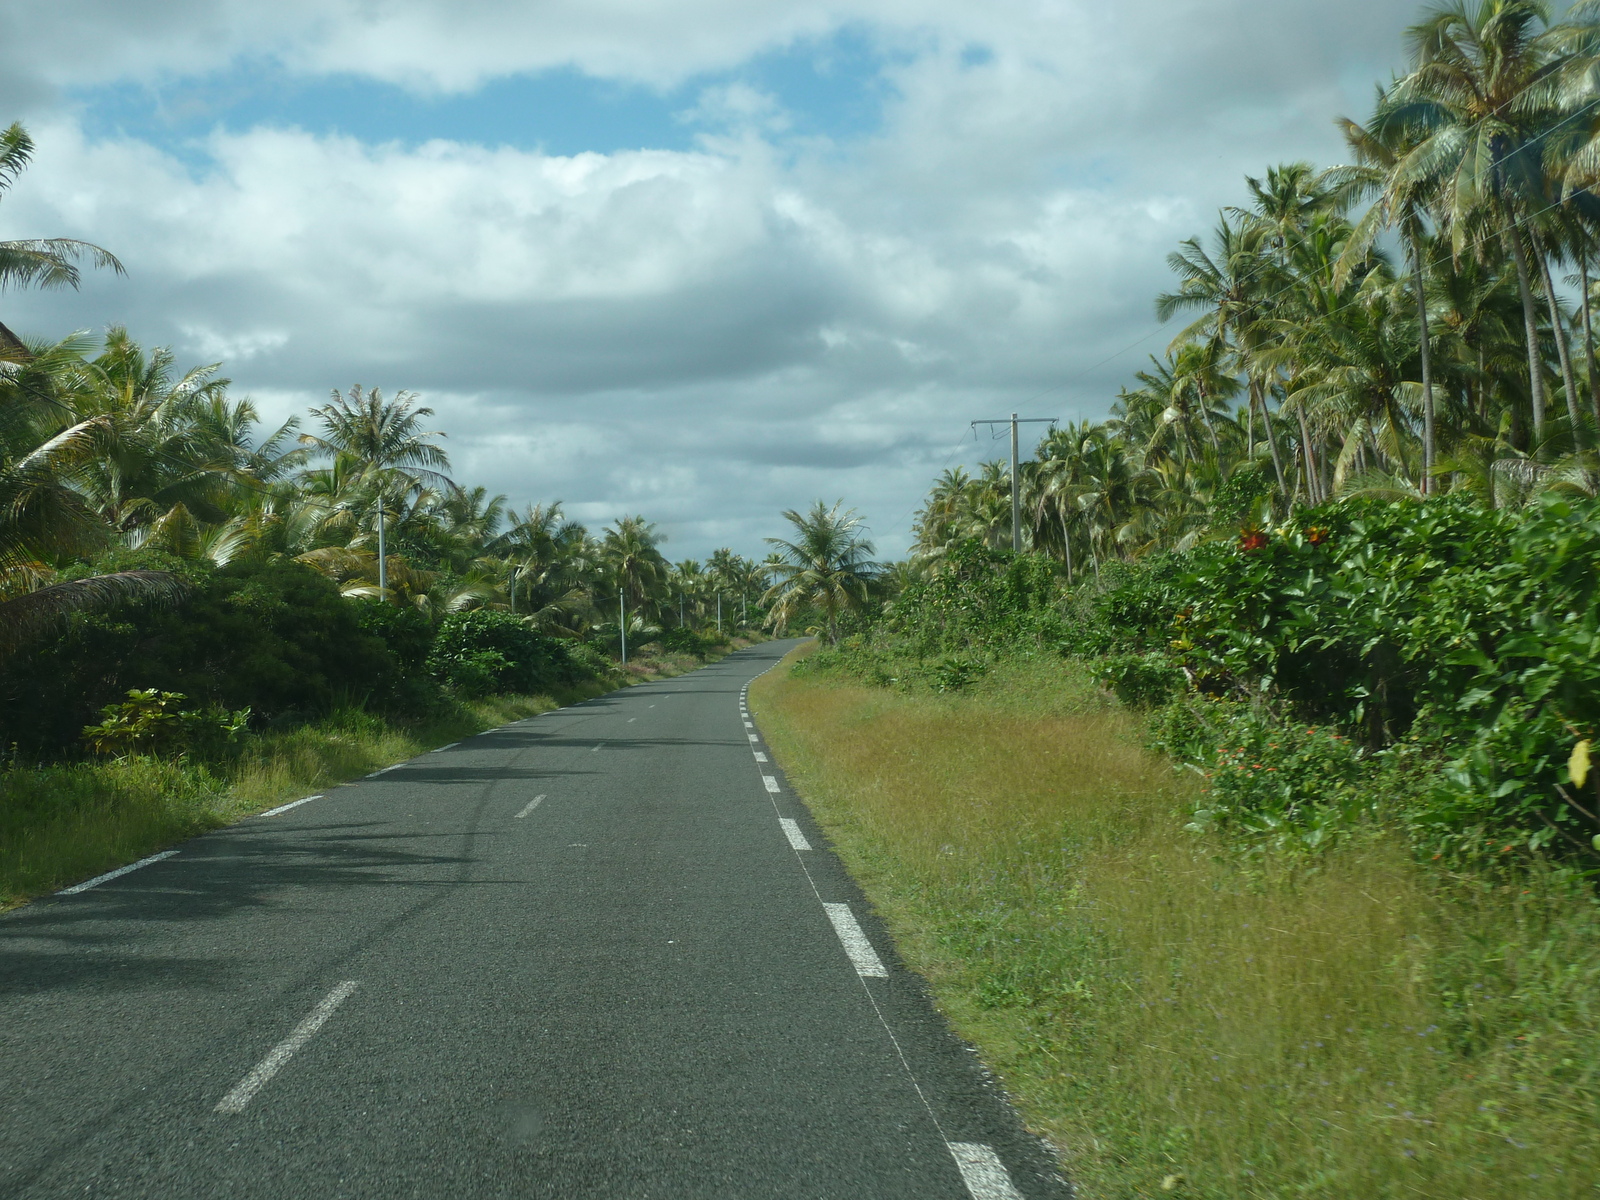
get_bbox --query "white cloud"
[0,0,1438,556]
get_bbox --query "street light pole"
[619,587,627,666]
[717,592,722,635]
[971,414,1059,554]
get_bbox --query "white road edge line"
[57,850,178,895]
[948,1143,1026,1200]
[515,794,546,819]
[822,903,888,977]
[779,818,811,851]
[431,742,459,753]
[259,795,322,818]
[762,775,780,793]
[214,981,360,1114]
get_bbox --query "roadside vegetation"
[750,6,1600,1192]
[755,656,1598,1199]
[0,119,770,905]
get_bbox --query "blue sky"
[0,0,1417,559]
[73,28,903,161]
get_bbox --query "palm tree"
[0,123,124,353]
[301,386,452,595]
[1380,0,1578,444]
[1335,105,1446,487]
[762,500,878,644]
[602,515,668,617]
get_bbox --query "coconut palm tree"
[762,500,878,644]
[1380,0,1580,443]
[0,122,124,352]
[301,385,452,596]
[602,515,668,617]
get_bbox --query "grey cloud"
[0,0,1474,557]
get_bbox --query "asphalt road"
[1,641,1070,1199]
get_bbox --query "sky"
[0,0,1423,560]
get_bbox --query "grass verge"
[751,650,1600,1200]
[0,690,566,909]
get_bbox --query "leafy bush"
[884,541,1063,654]
[428,609,595,694]
[1096,652,1184,708]
[0,555,399,752]
[1150,494,1600,855]
[659,626,715,658]
[931,654,987,693]
[81,689,251,759]
[1183,706,1372,850]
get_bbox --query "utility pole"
[679,593,685,628]
[619,587,627,666]
[376,504,387,594]
[716,592,722,635]
[971,413,1059,554]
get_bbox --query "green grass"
[0,691,568,908]
[752,650,1600,1200]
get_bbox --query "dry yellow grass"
[752,652,1600,1199]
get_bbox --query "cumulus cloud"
[0,0,1435,555]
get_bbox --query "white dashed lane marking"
[259,795,321,818]
[753,751,768,762]
[779,818,811,851]
[57,851,178,895]
[515,795,546,819]
[822,903,888,977]
[949,1143,1026,1200]
[214,982,359,1114]
[762,776,780,793]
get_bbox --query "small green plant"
[82,689,250,758]
[931,654,986,693]
[1096,651,1184,708]
[659,626,713,658]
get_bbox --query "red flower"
[1239,527,1269,553]
[1306,525,1331,546]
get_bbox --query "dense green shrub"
[1157,494,1600,855]
[428,609,595,695]
[1095,651,1184,708]
[0,555,399,753]
[884,541,1063,654]
[659,626,715,657]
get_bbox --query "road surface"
[1,641,1070,1199]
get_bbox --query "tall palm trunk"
[1295,405,1321,504]
[1537,250,1583,442]
[1506,225,1548,444]
[1058,510,1074,584]
[1583,260,1600,439]
[1251,378,1288,498]
[1410,235,1435,495]
[376,504,387,594]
